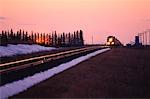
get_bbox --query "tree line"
[0,29,84,47]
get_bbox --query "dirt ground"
[12,47,150,98]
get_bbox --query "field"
[11,47,150,98]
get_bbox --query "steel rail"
[0,46,102,74]
[0,46,93,67]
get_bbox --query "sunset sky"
[0,0,150,44]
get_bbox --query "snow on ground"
[0,48,110,99]
[0,44,56,57]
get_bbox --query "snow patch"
[0,48,110,99]
[0,44,56,57]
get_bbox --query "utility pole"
[145,31,147,45]
[92,35,93,45]
[148,29,150,45]
[142,32,144,45]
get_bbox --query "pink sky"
[0,0,150,44]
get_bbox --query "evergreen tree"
[60,34,63,45]
[22,30,25,41]
[25,31,28,41]
[52,32,54,46]
[73,31,76,45]
[10,29,13,34]
[49,33,51,45]
[34,33,37,43]
[13,32,16,41]
[37,33,39,44]
[40,33,43,44]
[19,29,21,38]
[46,34,49,45]
[18,31,21,41]
[0,31,4,45]
[7,30,10,42]
[79,30,84,45]
[66,34,68,45]
[10,29,14,40]
[4,31,8,43]
[68,32,71,46]
[62,32,65,45]
[31,31,34,42]
[43,33,45,45]
[71,34,74,46]
[1,30,8,45]
[16,31,19,41]
[54,31,57,45]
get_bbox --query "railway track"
[0,46,108,86]
[0,46,106,74]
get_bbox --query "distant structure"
[135,36,140,45]
[134,36,142,47]
[126,36,142,47]
[106,36,123,46]
[138,29,150,45]
[127,29,150,47]
[126,29,150,47]
[0,29,84,47]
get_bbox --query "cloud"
[0,16,6,20]
[143,19,150,23]
[18,23,36,26]
[146,19,150,21]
